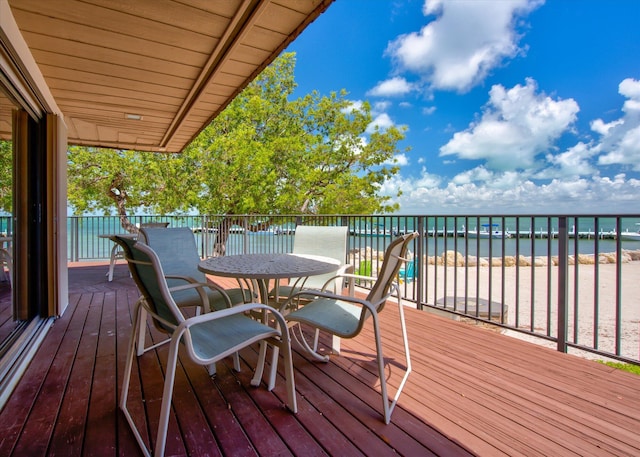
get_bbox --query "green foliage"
[0,140,12,212]
[67,147,196,216]
[188,52,405,215]
[599,361,640,375]
[67,52,406,223]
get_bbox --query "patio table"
[199,253,340,388]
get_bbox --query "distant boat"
[467,224,512,239]
[619,224,640,241]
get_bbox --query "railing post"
[201,214,208,258]
[416,217,424,310]
[72,216,79,262]
[557,216,568,353]
[242,215,249,254]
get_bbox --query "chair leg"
[372,299,412,424]
[331,334,341,355]
[290,323,329,362]
[107,243,120,281]
[136,307,148,356]
[120,302,152,457]
[267,345,279,391]
[134,306,175,356]
[370,313,392,424]
[154,335,181,457]
[251,341,268,387]
[207,351,238,377]
[275,335,297,413]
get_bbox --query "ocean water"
[349,216,640,258]
[55,214,640,261]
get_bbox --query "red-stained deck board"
[0,291,80,456]
[46,291,106,457]
[0,263,639,457]
[8,291,94,456]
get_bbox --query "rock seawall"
[350,247,640,269]
[426,249,640,267]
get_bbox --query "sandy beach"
[402,260,640,362]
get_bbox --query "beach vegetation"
[599,361,640,375]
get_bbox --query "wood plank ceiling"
[5,0,332,152]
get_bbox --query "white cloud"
[385,153,409,167]
[595,78,640,170]
[422,106,437,115]
[373,100,392,112]
[439,78,579,170]
[380,168,640,214]
[367,76,415,97]
[451,165,494,184]
[386,0,544,92]
[366,113,395,133]
[591,118,623,135]
[620,78,640,101]
[536,142,597,179]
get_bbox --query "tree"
[67,52,407,247]
[67,147,194,232]
[0,140,11,213]
[188,53,405,216]
[185,53,406,253]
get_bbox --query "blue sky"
[285,0,640,215]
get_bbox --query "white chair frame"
[281,232,418,424]
[119,239,297,457]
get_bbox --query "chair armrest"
[165,273,200,283]
[281,279,400,316]
[319,264,355,294]
[181,302,289,331]
[319,270,375,290]
[166,281,234,311]
[173,303,291,366]
[279,288,378,315]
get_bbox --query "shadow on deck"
[1,263,639,456]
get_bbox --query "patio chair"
[134,227,253,357]
[270,225,353,353]
[271,225,352,302]
[106,221,169,281]
[118,237,297,457]
[0,247,12,287]
[281,231,418,424]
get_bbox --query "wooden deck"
[1,262,639,456]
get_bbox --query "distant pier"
[354,227,619,240]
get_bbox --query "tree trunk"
[212,216,242,257]
[108,174,137,233]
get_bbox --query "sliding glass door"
[0,88,22,353]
